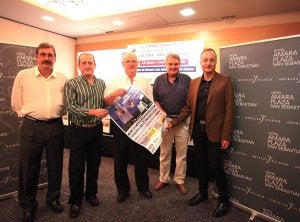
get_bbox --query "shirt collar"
[34,67,57,78]
[80,74,96,83]
[165,72,179,81]
[123,74,136,84]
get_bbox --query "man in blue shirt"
[152,53,191,194]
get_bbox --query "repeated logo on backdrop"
[220,35,300,222]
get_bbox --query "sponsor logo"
[273,48,300,66]
[265,171,300,197]
[0,72,17,79]
[40,167,48,175]
[286,121,300,126]
[267,132,300,154]
[269,198,300,213]
[16,52,36,68]
[270,91,300,110]
[232,129,255,145]
[0,102,14,115]
[237,75,273,84]
[224,160,253,181]
[5,143,20,149]
[251,154,288,167]
[278,73,300,83]
[0,175,18,185]
[244,114,280,124]
[0,132,8,137]
[0,166,10,172]
[262,208,284,222]
[234,92,257,107]
[228,54,259,69]
[228,146,247,156]
[233,185,264,198]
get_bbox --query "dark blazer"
[170,72,234,142]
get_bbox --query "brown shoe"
[153,181,169,191]
[177,184,187,194]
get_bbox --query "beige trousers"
[159,117,189,184]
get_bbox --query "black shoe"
[187,192,208,206]
[212,202,230,218]
[47,200,64,213]
[139,190,152,199]
[85,195,99,206]
[22,208,36,222]
[117,193,129,203]
[69,204,80,218]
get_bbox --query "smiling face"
[78,53,96,78]
[166,54,180,77]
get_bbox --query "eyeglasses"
[38,52,54,58]
[124,60,138,64]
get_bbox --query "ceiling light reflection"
[23,0,198,21]
[180,8,195,16]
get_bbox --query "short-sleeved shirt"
[105,74,153,101]
[153,72,191,115]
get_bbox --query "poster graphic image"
[108,86,165,154]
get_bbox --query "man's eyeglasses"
[124,60,138,64]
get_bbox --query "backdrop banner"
[220,35,300,222]
[0,43,48,199]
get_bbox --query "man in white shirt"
[11,42,67,222]
[104,52,153,203]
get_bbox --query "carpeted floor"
[0,149,264,222]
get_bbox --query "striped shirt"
[64,75,106,124]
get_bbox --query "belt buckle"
[84,123,97,128]
[74,122,99,128]
[199,120,206,125]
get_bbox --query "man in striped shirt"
[64,53,108,218]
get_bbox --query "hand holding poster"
[107,86,165,154]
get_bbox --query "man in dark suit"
[166,48,234,218]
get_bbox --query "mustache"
[42,60,52,65]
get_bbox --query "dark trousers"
[18,118,64,209]
[68,123,103,205]
[192,123,229,202]
[111,122,150,195]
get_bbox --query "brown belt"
[25,115,61,123]
[72,122,100,128]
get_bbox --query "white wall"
[0,18,76,79]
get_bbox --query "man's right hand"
[165,122,173,130]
